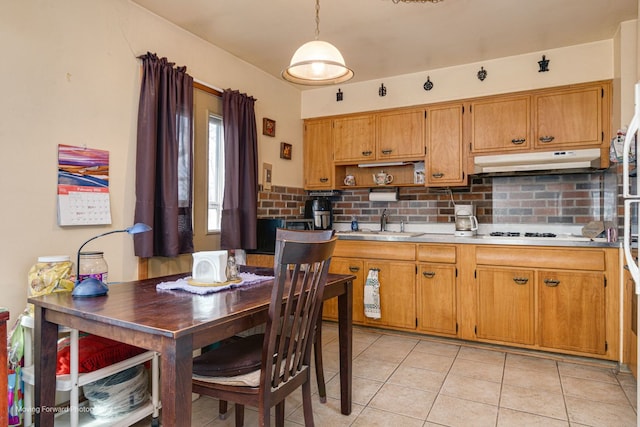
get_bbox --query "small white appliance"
[192,251,228,283]
[454,204,478,237]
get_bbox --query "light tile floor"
[136,322,638,426]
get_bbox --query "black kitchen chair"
[192,229,337,426]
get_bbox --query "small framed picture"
[263,118,276,137]
[280,142,292,160]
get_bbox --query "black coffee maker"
[304,197,333,230]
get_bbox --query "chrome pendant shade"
[282,0,353,85]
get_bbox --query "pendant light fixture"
[282,0,353,85]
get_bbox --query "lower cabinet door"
[538,270,606,354]
[417,263,457,336]
[323,257,365,324]
[476,267,535,345]
[363,260,416,329]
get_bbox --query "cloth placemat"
[156,272,274,295]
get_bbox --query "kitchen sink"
[337,230,425,238]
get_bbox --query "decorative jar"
[79,251,108,283]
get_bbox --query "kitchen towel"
[364,268,381,319]
[156,272,273,295]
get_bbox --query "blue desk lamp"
[72,223,152,298]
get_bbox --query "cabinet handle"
[362,150,373,156]
[349,266,360,273]
[381,149,393,155]
[513,277,529,285]
[544,278,560,287]
[422,271,436,278]
[511,138,526,145]
[539,136,555,143]
[431,172,444,178]
[319,177,328,183]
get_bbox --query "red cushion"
[56,334,146,375]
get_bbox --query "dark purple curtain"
[220,89,258,250]
[134,52,194,258]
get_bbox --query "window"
[207,114,224,231]
[192,85,223,252]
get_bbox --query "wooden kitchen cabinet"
[426,102,465,186]
[416,244,457,336]
[303,118,334,190]
[304,80,612,189]
[538,270,606,355]
[376,108,425,160]
[469,94,531,154]
[363,260,416,330]
[326,239,619,361]
[417,264,457,336]
[533,83,607,150]
[322,257,365,325]
[476,267,535,345]
[333,108,425,164]
[246,253,274,268]
[331,240,416,330]
[472,245,617,359]
[333,114,376,163]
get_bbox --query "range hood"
[473,148,602,175]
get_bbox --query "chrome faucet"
[380,209,388,231]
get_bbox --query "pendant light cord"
[392,0,443,3]
[315,0,320,40]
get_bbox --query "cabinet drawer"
[475,246,605,271]
[334,240,415,261]
[417,244,457,263]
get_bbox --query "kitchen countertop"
[332,222,620,248]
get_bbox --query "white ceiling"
[132,0,637,88]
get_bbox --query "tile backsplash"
[258,167,621,229]
[257,185,307,218]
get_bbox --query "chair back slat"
[263,230,336,391]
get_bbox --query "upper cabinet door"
[534,85,603,149]
[470,95,531,154]
[376,108,425,160]
[426,103,465,186]
[303,118,334,190]
[333,114,376,163]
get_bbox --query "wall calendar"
[57,144,112,226]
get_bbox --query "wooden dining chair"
[274,229,335,404]
[192,230,337,426]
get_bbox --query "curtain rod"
[193,78,223,97]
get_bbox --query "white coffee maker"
[454,204,478,237]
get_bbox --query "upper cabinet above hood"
[472,148,603,175]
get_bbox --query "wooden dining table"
[28,266,354,426]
